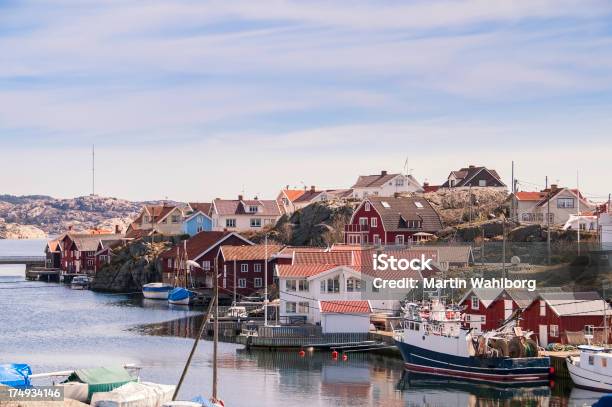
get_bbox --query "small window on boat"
[589,355,595,365]
[603,358,608,368]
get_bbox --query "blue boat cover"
[0,364,32,388]
[168,287,193,301]
[593,394,612,407]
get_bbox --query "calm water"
[0,239,604,406]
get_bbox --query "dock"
[541,350,578,379]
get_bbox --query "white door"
[539,325,548,347]
[504,300,513,320]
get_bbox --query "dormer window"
[396,178,404,187]
[248,205,258,213]
[365,202,371,211]
[414,201,424,209]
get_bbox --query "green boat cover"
[65,366,136,399]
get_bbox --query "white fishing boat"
[567,345,612,392]
[142,282,174,299]
[70,275,90,290]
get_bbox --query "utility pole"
[546,176,551,265]
[233,259,237,305]
[212,256,218,401]
[502,216,506,279]
[91,144,95,196]
[511,161,515,220]
[264,234,268,327]
[469,185,472,224]
[577,170,581,255]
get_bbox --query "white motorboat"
[70,275,90,290]
[567,345,612,392]
[142,282,174,299]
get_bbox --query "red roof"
[220,244,283,261]
[515,191,544,201]
[160,231,250,261]
[276,264,338,278]
[423,185,441,193]
[293,251,354,266]
[282,190,305,202]
[319,300,371,314]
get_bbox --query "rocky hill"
[0,194,144,237]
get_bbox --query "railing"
[344,224,369,233]
[257,324,321,338]
[0,256,46,263]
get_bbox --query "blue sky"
[1,0,611,202]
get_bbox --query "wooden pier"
[25,267,61,282]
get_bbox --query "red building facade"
[217,245,283,297]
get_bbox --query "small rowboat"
[168,287,195,305]
[142,282,174,299]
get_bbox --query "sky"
[0,0,611,203]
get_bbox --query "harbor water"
[0,239,604,406]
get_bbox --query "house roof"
[213,199,282,216]
[188,202,212,215]
[515,191,545,201]
[293,190,325,203]
[159,231,251,261]
[220,244,283,261]
[282,189,306,202]
[276,264,339,278]
[144,205,180,223]
[460,288,504,309]
[326,189,354,199]
[535,188,593,208]
[441,166,505,188]
[46,239,60,252]
[319,300,371,314]
[293,251,354,266]
[352,172,400,188]
[364,196,443,232]
[436,245,473,264]
[67,233,122,252]
[504,289,539,310]
[423,185,441,193]
[540,291,611,317]
[125,228,155,239]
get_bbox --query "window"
[241,264,248,273]
[196,226,203,233]
[326,277,340,293]
[197,216,203,224]
[395,235,404,245]
[286,280,296,291]
[371,217,377,227]
[347,278,362,292]
[471,296,479,310]
[396,178,404,187]
[359,217,368,226]
[550,325,559,337]
[540,300,546,317]
[254,264,262,273]
[373,235,381,245]
[171,214,180,223]
[414,201,424,209]
[286,302,296,313]
[202,261,211,270]
[168,259,172,267]
[450,179,456,187]
[557,197,575,208]
[282,197,289,205]
[250,218,262,228]
[248,205,258,213]
[381,201,390,208]
[238,278,246,288]
[585,325,595,336]
[372,283,380,293]
[478,180,487,187]
[298,302,309,313]
[298,280,309,291]
[254,278,262,288]
[226,218,236,228]
[87,259,93,266]
[320,280,326,292]
[365,202,371,211]
[589,355,595,365]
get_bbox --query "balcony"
[344,224,369,233]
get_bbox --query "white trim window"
[241,263,248,273]
[254,277,262,288]
[550,325,559,337]
[373,234,381,245]
[250,218,262,228]
[371,217,377,227]
[298,280,309,291]
[471,296,479,310]
[540,300,546,317]
[286,302,296,313]
[286,280,296,291]
[395,235,404,245]
[238,278,247,288]
[226,218,236,228]
[478,180,487,187]
[202,260,211,270]
[359,217,368,226]
[365,202,371,211]
[557,197,575,208]
[298,302,309,313]
[254,263,262,273]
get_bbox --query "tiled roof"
[220,244,283,261]
[188,202,212,215]
[540,291,611,316]
[423,185,441,193]
[435,245,473,264]
[504,289,538,310]
[213,199,282,216]
[441,166,505,188]
[293,251,354,266]
[461,288,504,309]
[352,172,400,188]
[145,205,180,222]
[125,228,154,239]
[159,231,247,261]
[46,239,60,252]
[276,264,339,278]
[326,189,354,199]
[366,196,443,232]
[515,191,545,201]
[319,300,371,314]
[68,233,122,252]
[282,190,305,202]
[293,190,325,203]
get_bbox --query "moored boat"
[393,300,552,384]
[142,282,174,299]
[70,275,90,290]
[567,345,612,392]
[168,287,195,305]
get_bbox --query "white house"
[319,300,372,334]
[277,186,353,215]
[211,195,282,232]
[601,212,612,249]
[510,186,596,226]
[130,204,186,235]
[351,170,423,199]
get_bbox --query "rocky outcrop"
[0,194,150,237]
[0,219,47,239]
[90,240,173,292]
[424,188,508,226]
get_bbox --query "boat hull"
[142,284,173,300]
[567,357,612,392]
[395,340,551,384]
[167,287,194,305]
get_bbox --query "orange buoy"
[342,354,348,361]
[331,350,338,359]
[298,350,305,357]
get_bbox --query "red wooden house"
[344,195,442,245]
[60,232,121,273]
[94,238,125,272]
[521,291,611,346]
[217,244,284,298]
[459,288,538,333]
[159,231,252,288]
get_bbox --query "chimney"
[381,170,388,176]
[68,225,73,231]
[468,165,475,169]
[254,195,258,200]
[115,225,121,234]
[238,194,243,201]
[423,182,429,188]
[310,185,316,192]
[550,184,558,192]
[286,185,289,190]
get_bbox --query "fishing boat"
[393,300,552,384]
[142,282,174,299]
[168,287,196,305]
[70,275,90,290]
[567,345,612,392]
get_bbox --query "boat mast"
[212,255,219,400]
